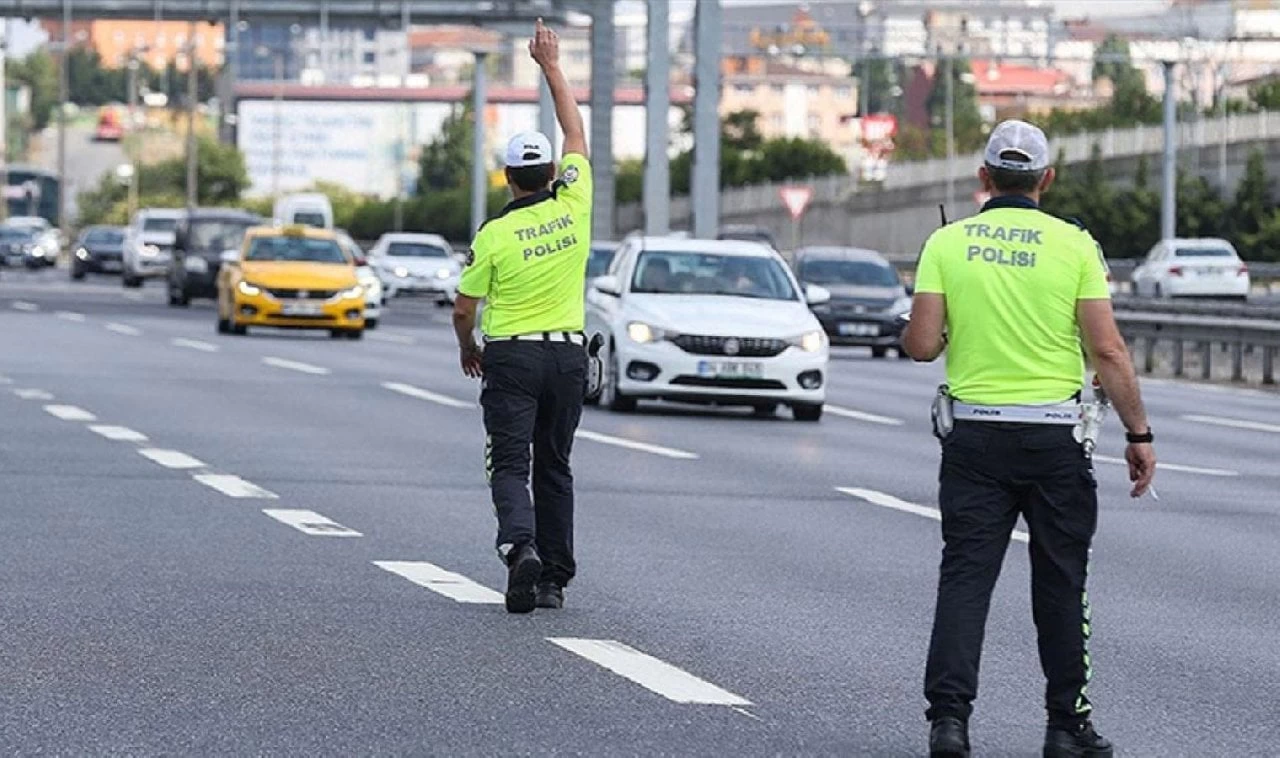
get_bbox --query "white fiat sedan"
[585,235,831,421]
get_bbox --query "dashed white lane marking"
[172,337,219,352]
[263,509,362,537]
[11,301,38,312]
[105,322,142,336]
[263,356,331,375]
[575,429,700,460]
[89,425,148,442]
[192,474,279,499]
[837,487,1030,544]
[547,638,752,706]
[381,381,474,409]
[373,560,504,604]
[1092,455,1238,478]
[825,405,906,426]
[138,448,207,470]
[55,311,86,322]
[122,291,145,302]
[43,404,97,422]
[15,389,54,400]
[368,332,416,345]
[1183,414,1280,434]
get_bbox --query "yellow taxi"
[216,225,366,339]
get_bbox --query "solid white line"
[836,487,1030,544]
[368,333,416,345]
[138,448,207,470]
[192,474,279,499]
[547,638,752,706]
[14,388,54,400]
[11,301,38,312]
[825,405,906,426]
[55,311,86,322]
[171,337,219,353]
[574,429,700,460]
[1092,454,1238,478]
[263,356,331,375]
[372,560,504,604]
[122,291,144,302]
[88,425,148,442]
[43,404,97,422]
[1183,414,1280,434]
[105,322,142,336]
[263,509,362,537]
[381,381,474,409]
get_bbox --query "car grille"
[670,376,787,390]
[830,299,894,315]
[267,288,338,299]
[671,334,788,357]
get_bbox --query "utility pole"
[944,56,955,212]
[57,0,70,240]
[1,18,9,223]
[127,53,139,221]
[393,0,410,232]
[273,53,283,199]
[185,20,198,213]
[642,0,670,235]
[1161,60,1178,241]
[470,50,488,237]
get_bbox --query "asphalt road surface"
[30,123,127,221]
[2,268,1278,756]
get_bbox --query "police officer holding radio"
[902,120,1157,758]
[452,19,594,615]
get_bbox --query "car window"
[84,228,125,245]
[799,259,899,287]
[587,245,616,279]
[143,217,178,233]
[1174,247,1235,258]
[606,243,631,277]
[245,236,348,264]
[293,211,327,228]
[0,227,34,241]
[630,251,798,301]
[385,241,448,257]
[189,220,258,252]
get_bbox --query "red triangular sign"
[779,186,813,220]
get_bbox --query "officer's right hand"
[529,18,559,69]
[1125,442,1156,498]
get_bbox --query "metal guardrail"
[1116,311,1280,385]
[1111,295,1280,320]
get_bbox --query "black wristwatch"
[1125,429,1154,444]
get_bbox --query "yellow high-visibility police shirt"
[457,153,593,338]
[913,195,1111,406]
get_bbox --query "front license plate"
[101,260,122,272]
[281,301,323,316]
[839,322,880,337]
[697,361,763,379]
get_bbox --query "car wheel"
[347,329,364,341]
[752,402,778,418]
[365,318,378,330]
[871,346,888,359]
[216,316,231,334]
[1153,283,1164,299]
[71,266,85,281]
[231,322,248,336]
[602,345,637,413]
[123,274,143,288]
[897,347,911,360]
[330,329,345,339]
[168,289,190,307]
[792,403,823,422]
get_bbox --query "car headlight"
[31,246,46,257]
[627,322,677,344]
[331,285,364,301]
[891,296,913,315]
[790,330,826,353]
[435,267,454,280]
[184,256,209,273]
[394,266,410,278]
[237,280,263,297]
[75,247,90,260]
[140,244,160,257]
[359,274,382,294]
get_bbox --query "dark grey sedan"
[793,246,913,358]
[71,225,127,279]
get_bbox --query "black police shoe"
[929,717,970,758]
[1043,721,1114,758]
[535,582,564,609]
[504,545,542,614]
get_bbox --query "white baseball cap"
[504,130,554,168]
[984,119,1050,172]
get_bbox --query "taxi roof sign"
[282,224,308,237]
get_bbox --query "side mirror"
[592,275,622,297]
[219,249,240,265]
[353,256,367,267]
[904,284,915,296]
[804,283,831,306]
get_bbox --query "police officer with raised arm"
[452,19,593,615]
[902,120,1157,758]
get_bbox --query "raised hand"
[528,18,560,70]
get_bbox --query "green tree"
[924,58,985,155]
[1249,79,1280,110]
[857,58,901,115]
[9,50,60,131]
[1229,149,1272,247]
[418,102,474,193]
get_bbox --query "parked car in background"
[585,234,830,421]
[1130,237,1250,301]
[792,246,912,358]
[0,226,40,268]
[123,208,183,287]
[587,240,617,281]
[336,229,382,329]
[369,232,460,304]
[168,209,265,305]
[273,193,334,230]
[71,225,127,278]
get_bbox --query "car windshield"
[84,228,124,245]
[386,241,448,257]
[245,236,348,264]
[293,211,327,228]
[800,258,900,287]
[9,218,48,230]
[189,220,257,253]
[1175,247,1235,258]
[630,251,798,300]
[587,246,615,278]
[0,227,35,241]
[143,217,178,233]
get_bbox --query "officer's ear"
[977,165,995,193]
[1039,167,1056,193]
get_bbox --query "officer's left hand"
[460,344,483,378]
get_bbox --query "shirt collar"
[500,189,554,215]
[980,194,1039,213]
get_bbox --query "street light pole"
[0,18,8,223]
[470,50,488,237]
[1161,60,1178,241]
[273,52,283,199]
[185,20,198,213]
[127,55,139,220]
[944,56,955,212]
[57,0,70,240]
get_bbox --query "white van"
[273,193,333,230]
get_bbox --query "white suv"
[122,208,184,288]
[585,235,831,421]
[1131,238,1250,301]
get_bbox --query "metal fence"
[1117,311,1280,385]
